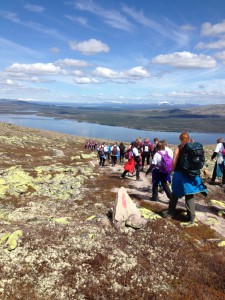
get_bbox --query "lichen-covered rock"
[210,199,225,209]
[206,217,219,225]
[218,240,225,247]
[49,217,72,224]
[52,149,65,157]
[139,207,161,220]
[0,230,23,251]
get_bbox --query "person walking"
[132,138,142,181]
[111,143,120,166]
[146,141,172,201]
[119,142,126,163]
[97,143,107,167]
[163,132,208,224]
[120,146,135,179]
[141,137,153,171]
[210,138,225,186]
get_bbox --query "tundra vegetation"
[0,122,224,300]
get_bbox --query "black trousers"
[120,152,125,162]
[99,157,105,166]
[135,163,140,180]
[111,155,117,166]
[168,193,195,222]
[142,153,151,166]
[152,181,171,201]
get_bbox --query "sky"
[1,0,225,104]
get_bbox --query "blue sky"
[1,0,225,104]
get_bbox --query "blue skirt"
[172,171,208,198]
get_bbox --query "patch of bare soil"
[0,122,224,300]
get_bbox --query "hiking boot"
[150,197,159,202]
[161,210,175,218]
[209,180,216,185]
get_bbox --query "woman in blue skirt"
[163,132,208,224]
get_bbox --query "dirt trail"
[98,159,225,238]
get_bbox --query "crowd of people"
[85,133,225,225]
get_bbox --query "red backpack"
[112,146,118,156]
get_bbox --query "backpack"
[158,151,173,173]
[119,144,125,152]
[124,148,133,160]
[112,146,118,156]
[180,142,205,176]
[98,146,105,157]
[143,141,150,152]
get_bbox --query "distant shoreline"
[1,100,225,134]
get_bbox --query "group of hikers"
[93,133,225,225]
[96,142,126,166]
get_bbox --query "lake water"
[0,114,223,145]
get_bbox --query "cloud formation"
[69,39,109,55]
[201,21,225,36]
[152,52,216,68]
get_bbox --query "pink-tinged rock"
[113,187,146,229]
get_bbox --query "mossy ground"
[0,122,224,300]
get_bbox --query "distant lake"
[0,114,223,145]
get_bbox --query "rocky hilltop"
[0,122,224,300]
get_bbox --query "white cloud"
[93,66,150,80]
[6,63,61,75]
[93,67,119,78]
[125,66,150,78]
[72,70,85,76]
[196,39,225,49]
[73,77,99,84]
[6,79,13,85]
[69,39,109,55]
[152,51,216,68]
[55,58,89,68]
[201,21,225,36]
[24,4,45,13]
[215,50,225,60]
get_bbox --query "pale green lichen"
[49,217,72,224]
[0,232,11,245]
[206,217,219,225]
[0,209,9,221]
[85,215,96,221]
[80,153,96,159]
[0,164,94,200]
[138,207,161,220]
[210,200,225,209]
[180,219,198,227]
[0,230,23,251]
[218,240,225,247]
[218,210,225,217]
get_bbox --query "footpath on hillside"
[95,156,225,238]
